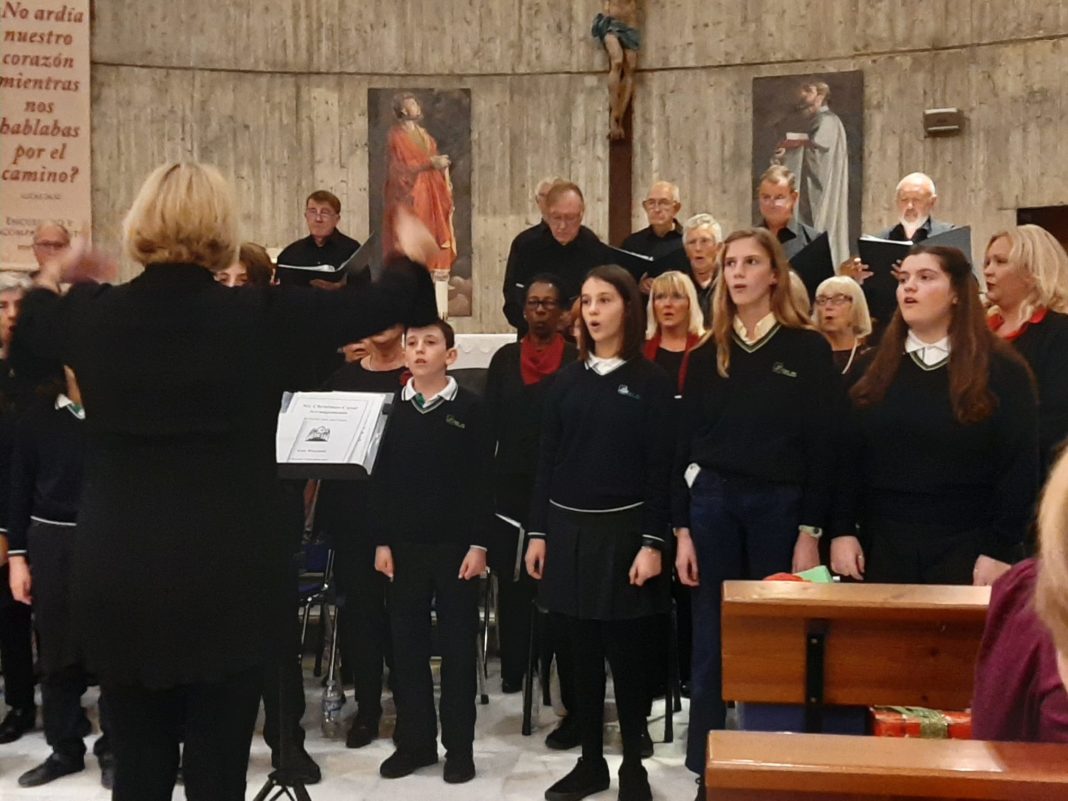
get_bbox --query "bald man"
[841,172,958,282]
[877,172,957,242]
[621,181,686,288]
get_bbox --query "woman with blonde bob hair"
[14,161,437,801]
[984,224,1068,476]
[812,275,872,374]
[672,227,839,789]
[644,270,704,393]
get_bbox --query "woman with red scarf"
[643,270,704,395]
[484,274,579,739]
[983,224,1068,480]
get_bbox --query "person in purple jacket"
[973,447,1068,742]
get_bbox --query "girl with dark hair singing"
[831,245,1039,586]
[526,265,673,801]
[672,228,839,796]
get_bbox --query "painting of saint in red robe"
[370,89,473,316]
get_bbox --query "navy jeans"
[685,469,801,774]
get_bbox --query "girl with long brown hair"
[831,245,1039,586]
[672,228,839,791]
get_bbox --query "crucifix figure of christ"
[592,0,640,140]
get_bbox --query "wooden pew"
[705,730,1068,801]
[721,581,990,729]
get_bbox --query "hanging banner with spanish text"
[0,0,90,270]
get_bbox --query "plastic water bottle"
[321,679,344,738]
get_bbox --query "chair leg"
[299,600,313,661]
[476,630,489,705]
[665,601,680,743]
[313,598,327,677]
[522,601,539,735]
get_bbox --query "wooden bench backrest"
[706,730,1068,801]
[721,581,990,709]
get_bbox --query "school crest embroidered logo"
[772,362,798,378]
[446,414,466,429]
[617,384,641,400]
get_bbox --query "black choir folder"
[276,391,393,479]
[275,231,378,285]
[858,226,972,324]
[787,231,834,299]
[607,244,690,280]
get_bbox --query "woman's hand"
[374,545,394,580]
[830,536,865,581]
[675,528,699,587]
[792,532,821,573]
[629,546,662,587]
[525,538,546,580]
[973,555,1012,587]
[8,556,31,605]
[458,547,487,580]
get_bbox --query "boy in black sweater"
[7,365,113,789]
[373,319,491,784]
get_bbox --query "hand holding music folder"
[857,226,972,324]
[606,244,690,282]
[275,232,379,286]
[276,390,393,480]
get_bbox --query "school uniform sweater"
[1008,310,1068,476]
[528,358,675,548]
[833,348,1038,561]
[372,384,493,549]
[672,326,841,529]
[7,397,85,555]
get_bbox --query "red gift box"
[871,706,972,739]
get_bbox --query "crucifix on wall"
[592,0,640,141]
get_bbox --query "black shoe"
[270,745,322,784]
[379,749,438,779]
[501,677,523,694]
[100,754,115,790]
[694,777,705,801]
[18,754,85,787]
[618,760,652,801]
[443,752,476,784]
[346,717,380,749]
[0,706,35,743]
[639,723,654,759]
[680,681,691,699]
[545,757,610,801]
[545,716,581,750]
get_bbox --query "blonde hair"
[123,162,238,272]
[1037,448,1068,657]
[813,275,873,338]
[645,271,705,339]
[788,271,811,316]
[985,225,1068,319]
[709,228,813,377]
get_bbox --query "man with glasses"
[621,181,686,291]
[501,182,609,336]
[276,190,362,288]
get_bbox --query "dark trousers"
[0,565,35,711]
[42,664,112,761]
[566,615,653,764]
[389,541,479,757]
[335,539,390,722]
[686,470,800,773]
[863,518,990,585]
[261,560,306,754]
[105,667,262,801]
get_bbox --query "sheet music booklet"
[276,390,393,479]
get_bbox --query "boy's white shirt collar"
[905,330,951,366]
[401,375,458,404]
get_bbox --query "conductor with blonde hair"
[15,162,436,801]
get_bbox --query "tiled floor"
[0,663,698,800]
